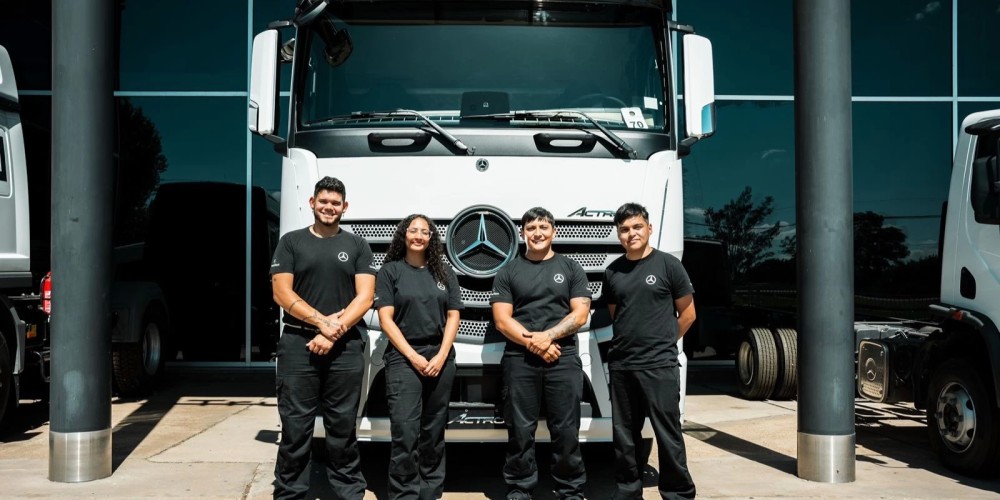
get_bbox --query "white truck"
[0,45,50,427]
[249,0,715,442]
[734,109,1000,478]
[854,109,1000,477]
[0,45,175,429]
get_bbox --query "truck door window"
[971,133,1000,225]
[0,134,7,183]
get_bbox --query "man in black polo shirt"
[602,202,696,500]
[491,207,591,500]
[270,176,376,500]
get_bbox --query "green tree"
[114,98,168,243]
[703,186,782,282]
[780,211,910,288]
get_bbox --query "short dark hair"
[614,203,649,226]
[521,207,555,227]
[314,176,346,198]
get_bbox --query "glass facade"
[1,1,998,364]
[679,0,998,360]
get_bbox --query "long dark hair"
[384,214,450,286]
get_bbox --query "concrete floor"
[0,366,998,499]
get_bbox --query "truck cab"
[856,109,1000,477]
[0,45,50,426]
[250,0,715,442]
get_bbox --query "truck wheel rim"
[143,323,162,377]
[934,381,976,453]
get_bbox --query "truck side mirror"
[249,30,280,138]
[682,34,716,140]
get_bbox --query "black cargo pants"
[274,329,367,500]
[502,350,586,499]
[385,344,456,500]
[610,365,695,500]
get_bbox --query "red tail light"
[41,272,52,315]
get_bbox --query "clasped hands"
[407,351,447,378]
[523,331,560,363]
[306,309,346,356]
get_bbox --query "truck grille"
[353,215,616,345]
[456,319,492,344]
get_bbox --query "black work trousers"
[385,345,456,500]
[610,366,695,500]
[502,350,586,499]
[274,331,367,500]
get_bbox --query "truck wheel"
[736,327,778,400]
[926,359,1000,478]
[770,328,797,400]
[0,334,12,426]
[113,304,169,397]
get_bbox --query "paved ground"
[1,365,998,499]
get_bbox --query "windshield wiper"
[464,110,637,160]
[348,109,474,155]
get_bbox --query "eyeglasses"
[406,228,432,237]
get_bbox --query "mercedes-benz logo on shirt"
[338,252,349,262]
[437,282,446,291]
[445,205,518,277]
[645,275,657,285]
[553,273,565,284]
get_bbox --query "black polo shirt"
[374,260,463,359]
[270,227,377,340]
[601,249,694,370]
[490,253,590,355]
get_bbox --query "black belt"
[283,323,319,334]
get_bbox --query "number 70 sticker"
[620,108,648,129]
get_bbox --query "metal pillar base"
[797,432,855,482]
[49,429,112,482]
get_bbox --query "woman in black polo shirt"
[375,214,463,500]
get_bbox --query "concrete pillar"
[49,0,115,482]
[793,0,856,483]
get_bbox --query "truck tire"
[113,304,168,397]
[0,334,11,427]
[736,327,778,400]
[926,359,1000,478]
[770,328,798,400]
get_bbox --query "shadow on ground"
[854,401,1000,494]
[308,441,622,500]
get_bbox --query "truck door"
[959,130,1000,315]
[0,46,30,277]
[0,116,27,269]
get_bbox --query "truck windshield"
[296,1,669,133]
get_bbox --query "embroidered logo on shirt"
[645,275,657,285]
[270,258,280,268]
[338,252,349,262]
[437,282,446,291]
[553,273,565,284]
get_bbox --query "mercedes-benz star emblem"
[446,205,518,277]
[554,274,565,284]
[475,158,489,172]
[338,252,349,262]
[457,214,508,260]
[645,275,657,285]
